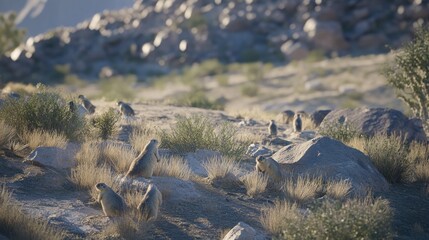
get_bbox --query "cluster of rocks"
[1,0,429,83]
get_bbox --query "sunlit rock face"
[2,0,429,83]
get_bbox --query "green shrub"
[261,197,393,240]
[242,62,272,83]
[99,75,137,101]
[319,122,360,143]
[241,83,259,97]
[0,12,26,55]
[383,28,429,126]
[175,91,224,110]
[159,115,248,159]
[364,134,410,183]
[91,108,120,140]
[0,90,85,140]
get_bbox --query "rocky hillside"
[1,0,429,84]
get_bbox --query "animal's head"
[256,155,265,163]
[296,113,301,118]
[95,183,108,191]
[270,120,275,124]
[78,95,84,99]
[117,101,123,106]
[150,139,159,146]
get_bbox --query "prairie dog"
[126,139,160,178]
[68,101,76,112]
[95,183,126,217]
[255,155,282,182]
[268,120,277,136]
[137,184,162,222]
[293,114,302,132]
[78,95,96,114]
[117,101,135,116]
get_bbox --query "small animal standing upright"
[95,183,126,218]
[137,184,163,222]
[78,95,96,114]
[126,139,160,178]
[293,113,302,132]
[255,155,282,182]
[117,101,135,117]
[68,101,76,112]
[268,120,277,136]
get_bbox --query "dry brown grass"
[153,156,193,180]
[0,120,16,148]
[236,130,263,144]
[347,136,366,153]
[241,171,269,196]
[101,143,136,173]
[130,122,159,152]
[260,200,300,235]
[101,216,148,239]
[2,82,37,95]
[407,142,429,164]
[71,142,119,200]
[203,156,239,181]
[325,179,352,200]
[282,175,323,204]
[21,129,67,149]
[414,162,429,183]
[0,185,64,240]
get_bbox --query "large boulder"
[310,109,331,127]
[320,108,427,143]
[25,143,80,169]
[272,136,389,194]
[303,18,348,51]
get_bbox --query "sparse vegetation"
[319,122,360,143]
[0,12,26,55]
[241,172,268,197]
[383,28,429,127]
[203,156,239,181]
[0,120,16,148]
[154,156,193,180]
[101,143,136,173]
[159,115,248,159]
[282,175,323,204]
[325,179,352,200]
[0,185,64,240]
[364,134,410,183]
[21,129,67,149]
[99,75,137,101]
[240,83,259,97]
[0,90,85,140]
[91,108,120,140]
[129,122,158,152]
[175,91,224,110]
[260,197,393,239]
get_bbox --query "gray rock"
[281,110,295,124]
[281,41,309,61]
[320,108,427,143]
[262,137,292,147]
[310,110,331,127]
[25,143,80,169]
[303,18,348,51]
[272,136,389,194]
[222,222,256,240]
[246,144,272,158]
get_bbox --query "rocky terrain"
[2,0,429,83]
[1,101,429,239]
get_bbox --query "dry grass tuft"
[227,107,278,122]
[236,130,263,144]
[282,175,323,204]
[407,141,429,164]
[130,122,159,152]
[346,136,366,153]
[325,179,352,200]
[260,196,393,239]
[101,143,136,173]
[21,129,67,149]
[101,216,148,239]
[203,156,239,181]
[241,171,269,196]
[0,185,64,240]
[414,162,429,183]
[153,156,193,180]
[260,200,300,235]
[0,120,16,148]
